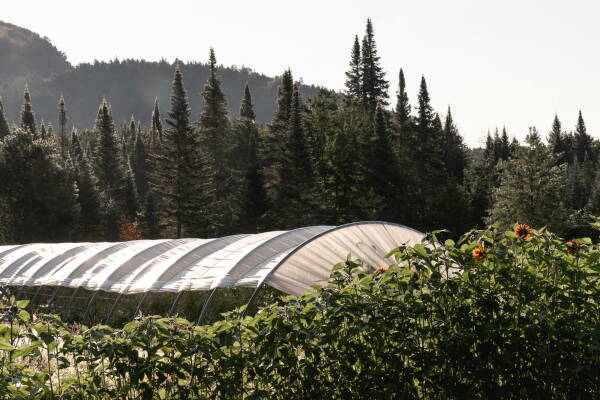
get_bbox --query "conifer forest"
[0,20,595,244]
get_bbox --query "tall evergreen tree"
[150,97,163,146]
[0,98,10,139]
[141,191,161,239]
[442,107,467,181]
[360,18,389,110]
[58,95,68,159]
[133,129,150,200]
[94,98,125,205]
[239,83,256,120]
[194,47,232,235]
[230,85,267,232]
[152,65,196,238]
[416,76,434,131]
[364,103,399,218]
[274,69,294,123]
[395,68,411,129]
[275,83,316,228]
[20,85,37,136]
[344,35,362,100]
[488,128,568,233]
[574,110,594,163]
[70,128,103,240]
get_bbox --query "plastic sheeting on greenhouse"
[0,222,424,296]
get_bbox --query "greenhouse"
[0,221,423,324]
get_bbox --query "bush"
[0,224,599,399]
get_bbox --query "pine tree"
[40,121,47,138]
[488,127,568,233]
[240,83,256,120]
[20,85,37,136]
[395,68,411,129]
[152,65,196,238]
[0,98,10,139]
[344,35,362,100]
[574,110,594,163]
[360,18,389,110]
[58,95,68,159]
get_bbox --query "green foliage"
[0,129,79,242]
[0,98,10,140]
[0,224,599,398]
[20,85,37,136]
[488,128,568,233]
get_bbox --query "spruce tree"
[0,98,10,139]
[71,128,103,240]
[141,191,161,239]
[58,95,68,159]
[442,107,467,181]
[416,76,434,131]
[240,83,256,120]
[40,121,47,138]
[574,110,594,163]
[122,155,139,220]
[488,127,568,233]
[20,85,37,136]
[364,103,399,219]
[275,83,316,228]
[344,35,362,100]
[395,68,411,129]
[548,114,567,164]
[195,47,232,235]
[230,85,267,232]
[152,64,196,238]
[274,69,294,123]
[360,18,389,110]
[133,129,150,200]
[150,97,163,146]
[94,98,125,205]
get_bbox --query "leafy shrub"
[0,224,599,399]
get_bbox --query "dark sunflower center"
[519,229,528,236]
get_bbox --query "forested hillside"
[0,21,318,126]
[0,19,598,244]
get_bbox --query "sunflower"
[374,266,387,274]
[471,243,486,264]
[567,239,584,255]
[514,224,532,240]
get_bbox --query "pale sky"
[3,0,599,147]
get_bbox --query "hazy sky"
[3,0,599,146]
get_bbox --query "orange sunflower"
[514,224,532,241]
[374,266,387,273]
[567,239,584,255]
[471,243,486,264]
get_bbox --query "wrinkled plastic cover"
[0,222,423,296]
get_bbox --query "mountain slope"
[0,21,71,84]
[0,22,318,128]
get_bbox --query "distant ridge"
[0,21,318,128]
